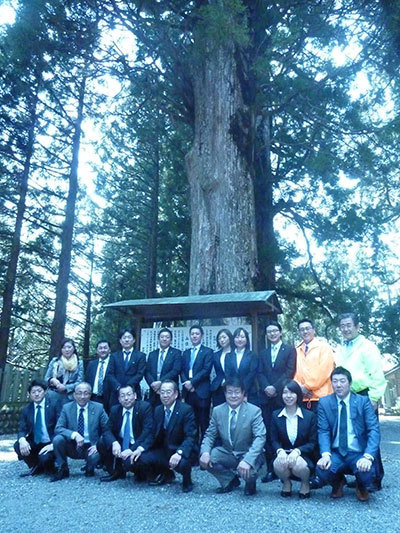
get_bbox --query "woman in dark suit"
[270,379,317,499]
[210,328,233,407]
[225,327,259,405]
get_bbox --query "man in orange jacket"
[294,318,335,413]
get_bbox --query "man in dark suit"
[145,328,182,407]
[316,367,380,501]
[85,339,112,413]
[51,382,111,482]
[200,378,266,496]
[99,385,153,482]
[258,321,296,481]
[139,380,197,492]
[181,324,213,442]
[14,379,60,477]
[107,328,146,406]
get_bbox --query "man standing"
[316,367,380,502]
[258,321,296,481]
[181,325,213,442]
[51,382,111,481]
[99,385,153,482]
[294,318,335,412]
[108,329,146,406]
[200,378,266,496]
[140,380,197,492]
[145,328,182,407]
[336,312,386,488]
[85,339,112,412]
[14,379,60,477]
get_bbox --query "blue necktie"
[34,405,43,444]
[338,400,348,456]
[98,360,105,395]
[164,408,171,429]
[78,407,85,437]
[122,411,131,450]
[230,409,237,443]
[124,351,130,369]
[189,348,196,370]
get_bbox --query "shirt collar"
[278,406,304,418]
[228,404,242,415]
[123,407,134,416]
[336,393,350,406]
[165,401,176,413]
[35,399,46,408]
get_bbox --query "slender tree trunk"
[49,77,86,356]
[0,88,39,370]
[82,242,94,360]
[145,130,160,298]
[186,40,257,295]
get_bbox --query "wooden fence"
[0,363,46,434]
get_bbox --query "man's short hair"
[224,377,245,393]
[28,379,48,393]
[189,324,204,335]
[96,339,110,349]
[119,328,135,340]
[160,379,178,392]
[158,327,173,340]
[297,318,314,329]
[74,381,92,393]
[338,312,359,326]
[331,366,352,384]
[119,385,135,396]
[266,321,282,333]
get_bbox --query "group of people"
[14,312,386,502]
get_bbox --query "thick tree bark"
[145,130,160,298]
[82,242,94,360]
[186,41,257,295]
[49,77,86,357]
[0,90,39,370]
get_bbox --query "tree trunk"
[82,242,94,361]
[145,129,160,298]
[186,41,257,295]
[0,88,39,370]
[49,77,86,357]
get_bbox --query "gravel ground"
[1,416,399,533]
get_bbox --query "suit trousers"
[316,450,374,490]
[139,448,191,481]
[185,391,210,443]
[53,435,100,469]
[208,446,259,488]
[14,439,55,470]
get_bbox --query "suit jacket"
[270,406,317,460]
[104,400,154,451]
[44,357,84,399]
[17,398,60,441]
[145,347,182,403]
[210,349,227,392]
[200,401,266,468]
[107,349,146,401]
[55,400,111,445]
[224,349,259,402]
[152,400,198,459]
[258,343,296,404]
[85,357,112,408]
[180,345,213,399]
[318,392,380,458]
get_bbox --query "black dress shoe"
[261,471,276,483]
[299,492,311,499]
[280,490,292,498]
[85,467,95,477]
[50,467,70,482]
[100,472,126,482]
[216,475,240,494]
[20,465,43,478]
[149,472,175,486]
[309,475,323,489]
[182,481,194,493]
[244,480,256,496]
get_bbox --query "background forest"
[1,0,400,369]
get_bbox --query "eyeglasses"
[75,391,91,397]
[160,390,175,396]
[299,326,313,333]
[225,390,243,397]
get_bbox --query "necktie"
[122,411,131,450]
[78,407,85,437]
[124,350,130,369]
[271,346,277,365]
[34,405,43,444]
[305,344,309,354]
[230,409,237,443]
[338,400,348,456]
[98,360,105,395]
[164,408,171,429]
[189,347,196,370]
[157,350,165,378]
